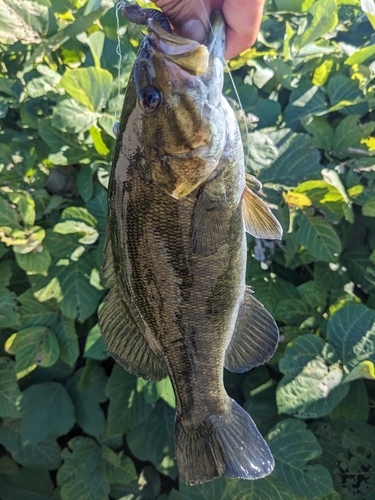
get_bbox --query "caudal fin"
[175,398,274,485]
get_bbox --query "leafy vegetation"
[0,0,375,498]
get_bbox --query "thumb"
[177,18,207,43]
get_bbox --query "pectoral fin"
[224,287,279,373]
[99,231,168,381]
[242,186,283,240]
[245,173,262,192]
[190,190,231,256]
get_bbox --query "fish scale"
[100,7,283,484]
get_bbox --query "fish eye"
[140,86,162,113]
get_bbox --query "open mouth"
[147,19,209,76]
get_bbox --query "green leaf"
[0,96,9,118]
[258,135,322,186]
[245,130,279,175]
[10,326,60,376]
[38,118,78,151]
[279,335,330,376]
[277,335,348,418]
[0,195,20,227]
[65,366,107,438]
[110,465,161,499]
[362,196,375,217]
[328,303,375,369]
[294,211,342,263]
[137,376,176,408]
[284,83,327,132]
[59,67,113,113]
[277,357,348,418]
[106,364,152,435]
[127,400,177,478]
[0,418,62,469]
[83,324,109,361]
[0,465,53,500]
[52,99,99,133]
[77,165,96,202]
[343,359,375,382]
[54,220,98,245]
[53,316,79,367]
[0,0,49,45]
[332,115,375,157]
[44,229,80,258]
[327,76,368,116]
[268,419,334,499]
[309,420,348,495]
[99,447,137,485]
[18,289,58,328]
[15,246,51,275]
[8,191,35,227]
[274,298,311,325]
[0,260,12,288]
[56,259,103,322]
[331,379,369,421]
[61,206,98,227]
[250,99,281,129]
[295,0,338,49]
[86,183,107,230]
[20,382,75,445]
[0,358,21,417]
[345,44,375,66]
[89,126,110,156]
[341,247,375,294]
[250,274,299,314]
[0,456,19,475]
[341,420,375,498]
[222,476,296,500]
[0,289,20,328]
[179,477,227,499]
[301,116,334,151]
[57,436,110,500]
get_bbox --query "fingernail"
[179,19,206,43]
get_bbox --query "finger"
[154,0,211,42]
[222,0,265,59]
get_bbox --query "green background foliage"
[0,0,375,498]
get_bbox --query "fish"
[99,7,283,485]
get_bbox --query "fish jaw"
[129,11,227,199]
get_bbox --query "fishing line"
[115,1,123,119]
[198,0,251,166]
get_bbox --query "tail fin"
[175,398,274,485]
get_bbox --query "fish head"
[131,10,227,199]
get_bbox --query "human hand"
[153,0,265,59]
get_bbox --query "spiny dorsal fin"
[190,190,231,256]
[242,186,283,240]
[224,286,279,373]
[99,231,167,381]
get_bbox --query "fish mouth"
[147,10,225,76]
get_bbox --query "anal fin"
[224,287,279,373]
[99,230,167,381]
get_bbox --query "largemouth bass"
[99,8,282,485]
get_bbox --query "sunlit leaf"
[59,67,113,113]
[268,419,334,499]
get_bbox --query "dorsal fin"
[225,287,279,373]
